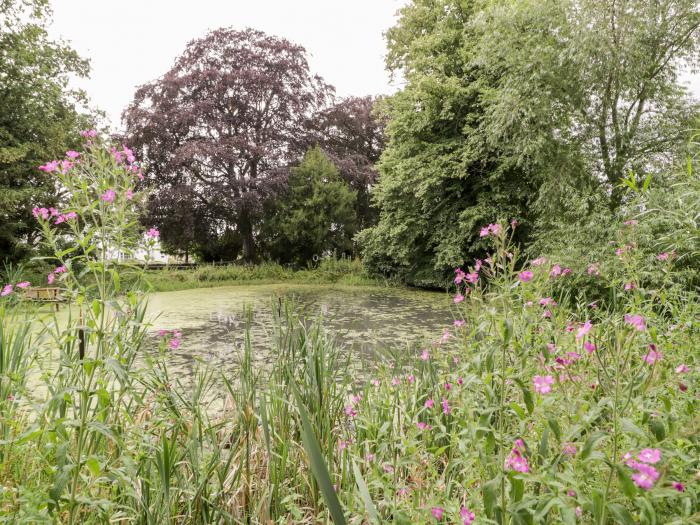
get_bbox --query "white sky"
[48,0,408,130]
[48,0,700,132]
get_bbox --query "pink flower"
[587,264,600,276]
[54,266,67,274]
[533,375,554,394]
[444,382,452,391]
[643,345,662,365]
[675,363,689,374]
[441,398,451,414]
[47,273,55,284]
[460,507,475,525]
[505,440,529,473]
[38,160,59,173]
[416,421,432,430]
[584,341,596,354]
[365,453,375,462]
[631,463,659,490]
[624,282,636,291]
[454,268,466,283]
[464,272,478,284]
[543,310,552,318]
[656,252,672,261]
[679,382,688,392]
[101,189,116,203]
[32,207,49,220]
[672,482,685,492]
[546,343,556,352]
[561,268,572,276]
[65,211,78,220]
[338,440,349,451]
[80,129,97,138]
[624,314,646,331]
[59,160,73,173]
[344,405,357,417]
[539,297,556,307]
[421,350,430,361]
[382,464,394,473]
[65,150,80,159]
[637,448,661,464]
[1,284,13,297]
[431,507,444,520]
[575,320,592,341]
[16,281,31,289]
[146,228,160,239]
[371,379,380,387]
[424,398,435,409]
[624,219,638,226]
[474,259,482,272]
[126,188,134,200]
[562,443,577,456]
[397,487,409,497]
[531,257,547,266]
[169,338,180,349]
[454,319,465,327]
[391,377,400,386]
[518,270,533,282]
[454,293,465,304]
[549,264,562,278]
[122,145,136,164]
[479,223,501,238]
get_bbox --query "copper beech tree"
[123,28,333,261]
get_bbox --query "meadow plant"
[0,139,697,524]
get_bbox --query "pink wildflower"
[441,398,451,414]
[505,440,529,473]
[533,375,554,394]
[80,129,97,138]
[454,293,465,304]
[643,345,662,365]
[460,507,476,525]
[65,150,80,159]
[146,228,160,239]
[344,405,357,417]
[637,448,661,464]
[421,350,430,361]
[47,273,55,285]
[126,188,134,200]
[549,264,562,278]
[431,507,444,520]
[474,259,482,271]
[480,223,501,237]
[518,270,533,282]
[624,219,638,226]
[656,252,670,261]
[416,422,431,430]
[169,338,180,350]
[631,464,659,490]
[101,189,116,203]
[584,341,596,354]
[1,284,13,297]
[54,266,67,274]
[563,443,577,456]
[424,398,435,409]
[465,272,478,284]
[543,310,552,318]
[624,282,637,291]
[575,320,592,341]
[16,281,30,289]
[38,160,59,173]
[454,268,466,283]
[675,363,689,374]
[561,268,572,276]
[454,319,465,327]
[531,257,547,266]
[587,264,600,276]
[672,482,685,492]
[539,297,556,307]
[624,314,646,331]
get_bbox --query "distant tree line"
[3,0,700,286]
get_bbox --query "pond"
[146,284,455,374]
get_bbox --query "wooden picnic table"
[23,287,65,310]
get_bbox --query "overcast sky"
[48,0,407,130]
[49,0,700,132]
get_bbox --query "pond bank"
[142,259,398,292]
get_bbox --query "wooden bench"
[23,287,65,310]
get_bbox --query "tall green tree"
[0,0,91,263]
[360,0,700,286]
[359,0,537,286]
[262,146,356,266]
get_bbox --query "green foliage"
[0,0,94,263]
[263,146,357,266]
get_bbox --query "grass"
[140,258,389,292]
[1,229,698,523]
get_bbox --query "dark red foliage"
[124,27,333,261]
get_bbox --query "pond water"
[146,284,455,374]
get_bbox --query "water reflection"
[146,284,454,375]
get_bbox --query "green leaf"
[86,456,101,477]
[483,475,500,519]
[291,381,346,525]
[615,465,638,500]
[547,418,561,441]
[607,503,636,525]
[352,460,379,524]
[649,419,665,442]
[581,432,606,461]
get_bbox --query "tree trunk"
[239,211,256,262]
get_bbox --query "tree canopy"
[0,0,92,263]
[124,27,333,262]
[359,0,700,286]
